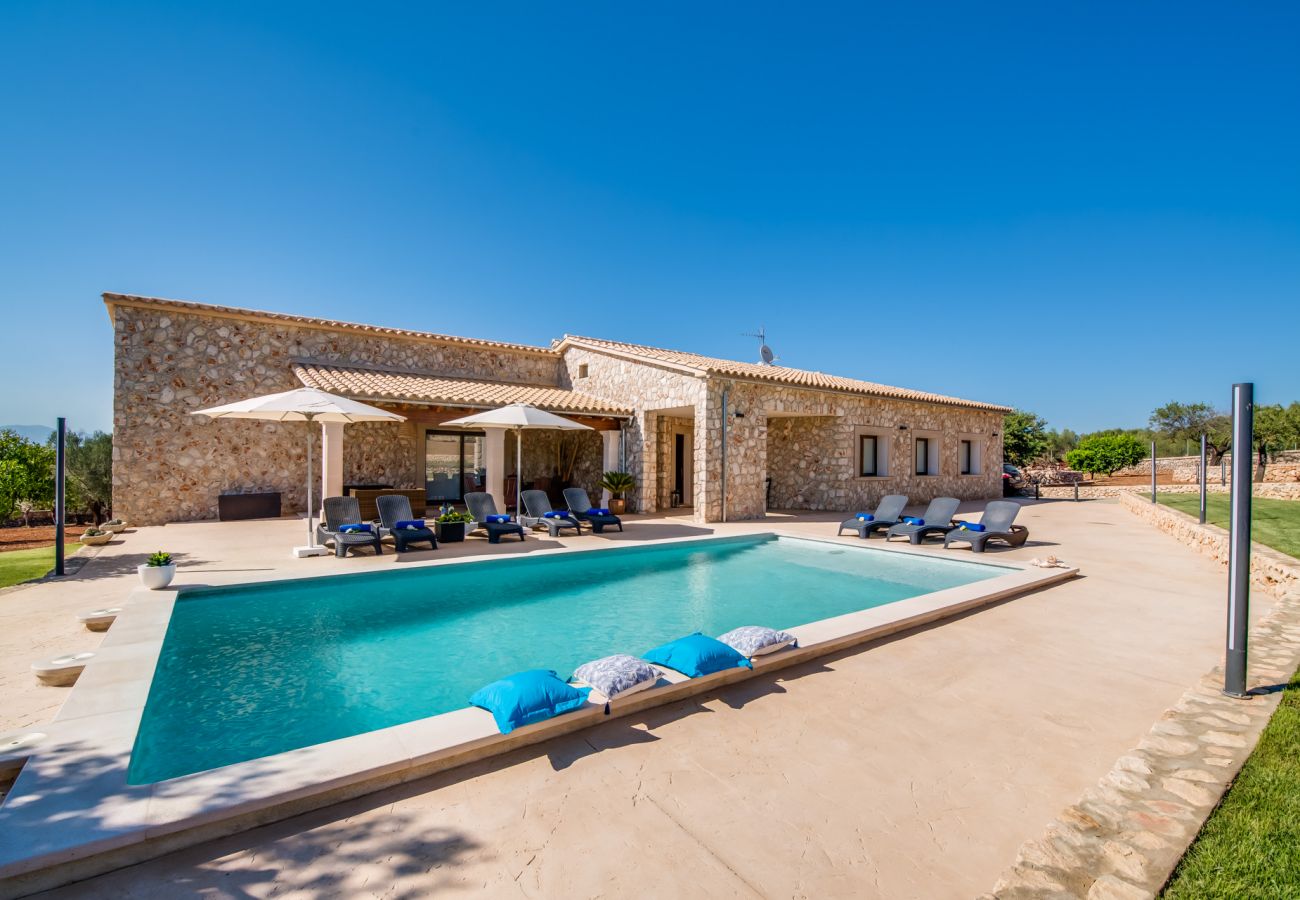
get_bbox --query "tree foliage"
[0,430,55,523]
[1149,401,1232,461]
[1066,432,1148,477]
[1002,410,1050,466]
[63,431,113,524]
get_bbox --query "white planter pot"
[104,522,128,534]
[138,563,176,590]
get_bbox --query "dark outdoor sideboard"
[218,491,282,521]
[350,489,428,522]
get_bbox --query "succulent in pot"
[80,528,113,546]
[434,509,474,543]
[138,550,176,589]
[102,518,129,534]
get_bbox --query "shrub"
[598,471,637,497]
[1066,433,1148,477]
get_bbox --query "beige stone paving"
[1,499,1268,899]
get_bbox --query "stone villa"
[107,293,1010,526]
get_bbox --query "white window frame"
[854,426,890,478]
[958,435,982,475]
[913,432,940,477]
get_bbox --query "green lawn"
[0,544,82,590]
[1162,667,1300,898]
[1158,493,1300,561]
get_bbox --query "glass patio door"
[425,430,486,504]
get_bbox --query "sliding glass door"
[425,430,486,504]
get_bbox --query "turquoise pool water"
[128,535,1005,783]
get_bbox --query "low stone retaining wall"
[1117,491,1300,597]
[1035,483,1300,502]
[986,491,1300,898]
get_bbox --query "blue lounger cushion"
[587,507,612,516]
[469,669,592,734]
[854,512,874,521]
[395,519,426,530]
[902,516,924,526]
[542,511,568,519]
[955,521,987,532]
[484,514,512,524]
[338,523,372,533]
[643,633,752,678]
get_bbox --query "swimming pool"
[128,535,1006,784]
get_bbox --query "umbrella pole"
[306,416,315,547]
[516,428,522,519]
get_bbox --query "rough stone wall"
[558,346,706,514]
[759,385,1004,514]
[510,429,604,501]
[1037,483,1300,501]
[1116,453,1300,484]
[112,302,561,524]
[343,420,419,488]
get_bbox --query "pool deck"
[0,499,1263,898]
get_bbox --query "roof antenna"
[741,327,779,366]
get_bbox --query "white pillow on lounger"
[572,654,660,701]
[717,626,797,658]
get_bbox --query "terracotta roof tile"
[293,361,630,416]
[557,336,1011,412]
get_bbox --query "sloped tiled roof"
[556,336,1011,412]
[103,293,557,356]
[293,361,630,416]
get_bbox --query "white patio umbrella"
[439,403,593,517]
[194,387,406,557]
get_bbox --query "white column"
[321,421,344,514]
[484,428,506,513]
[600,429,621,505]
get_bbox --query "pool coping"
[0,530,1076,897]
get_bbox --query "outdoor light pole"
[1224,382,1253,699]
[1150,441,1157,504]
[1199,433,1207,525]
[54,417,66,577]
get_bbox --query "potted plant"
[138,551,176,589]
[80,528,113,546]
[103,518,129,534]
[434,509,474,543]
[598,471,637,515]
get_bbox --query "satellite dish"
[742,327,779,366]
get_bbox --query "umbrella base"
[291,545,331,558]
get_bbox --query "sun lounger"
[464,492,526,544]
[884,497,961,545]
[562,487,624,534]
[943,500,1029,552]
[520,489,584,537]
[376,494,437,552]
[317,496,384,558]
[837,494,908,538]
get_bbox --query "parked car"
[1002,463,1026,496]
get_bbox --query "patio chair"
[463,492,526,544]
[520,489,584,537]
[317,496,383,558]
[837,494,909,538]
[942,500,1029,553]
[884,497,961,545]
[562,487,623,534]
[376,494,437,553]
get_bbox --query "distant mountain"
[2,425,54,443]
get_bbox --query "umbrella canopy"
[440,403,592,516]
[194,388,405,555]
[194,387,405,424]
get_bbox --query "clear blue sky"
[2,2,1297,434]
